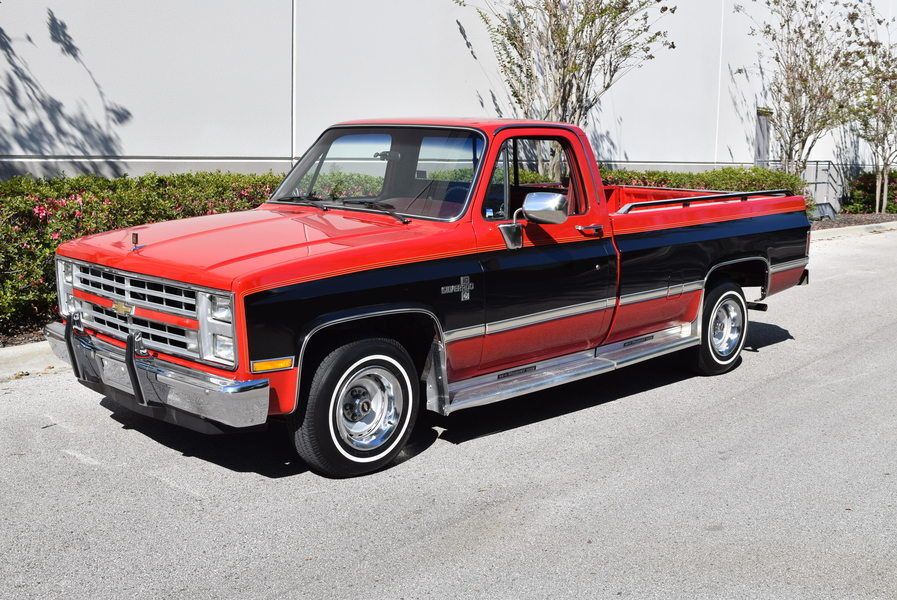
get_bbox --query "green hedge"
[0,172,282,334]
[841,171,897,214]
[0,166,806,335]
[600,166,806,196]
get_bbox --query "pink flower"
[51,232,60,240]
[74,210,82,218]
[32,205,49,220]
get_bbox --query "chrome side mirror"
[521,192,569,225]
[498,192,569,250]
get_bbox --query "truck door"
[471,129,617,374]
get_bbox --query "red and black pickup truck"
[45,118,810,476]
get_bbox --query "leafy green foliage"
[431,167,551,184]
[842,170,897,214]
[0,172,281,334]
[600,166,806,195]
[299,171,385,199]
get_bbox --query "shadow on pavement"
[743,321,794,352]
[95,323,793,476]
[432,352,698,446]
[100,398,308,478]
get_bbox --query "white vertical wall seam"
[291,0,298,164]
[713,0,726,164]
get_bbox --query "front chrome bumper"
[44,320,269,429]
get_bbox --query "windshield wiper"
[274,195,330,211]
[341,199,411,224]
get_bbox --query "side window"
[483,142,511,220]
[482,137,584,221]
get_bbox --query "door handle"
[576,224,604,237]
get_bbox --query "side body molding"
[292,305,450,416]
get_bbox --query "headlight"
[212,334,234,362]
[55,258,77,317]
[210,295,232,323]
[197,292,237,367]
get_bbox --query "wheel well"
[706,258,768,295]
[298,312,441,403]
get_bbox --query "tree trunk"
[875,169,883,214]
[881,163,891,213]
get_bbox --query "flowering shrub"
[0,172,281,334]
[0,166,808,335]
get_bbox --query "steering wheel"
[444,183,470,204]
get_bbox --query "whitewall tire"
[290,338,419,477]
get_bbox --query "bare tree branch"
[735,0,856,178]
[457,0,676,127]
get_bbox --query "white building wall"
[1,0,894,177]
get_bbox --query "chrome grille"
[74,264,197,316]
[72,263,200,360]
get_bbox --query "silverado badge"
[441,276,474,301]
[111,300,134,316]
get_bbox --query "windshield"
[271,127,486,220]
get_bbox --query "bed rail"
[616,189,792,214]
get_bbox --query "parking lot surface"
[2,230,896,599]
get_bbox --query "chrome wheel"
[710,298,744,357]
[334,366,404,452]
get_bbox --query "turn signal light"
[251,358,294,373]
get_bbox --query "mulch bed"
[0,323,49,348]
[812,213,897,230]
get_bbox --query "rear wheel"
[693,281,748,375]
[290,338,419,477]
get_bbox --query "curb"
[811,220,897,241]
[0,338,68,382]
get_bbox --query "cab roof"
[334,117,580,135]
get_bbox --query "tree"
[735,0,855,178]
[846,4,897,214]
[456,0,676,127]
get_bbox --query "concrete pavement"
[1,230,896,599]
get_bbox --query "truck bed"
[603,185,805,236]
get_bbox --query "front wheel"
[693,281,748,376]
[290,338,419,477]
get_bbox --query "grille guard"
[44,318,268,429]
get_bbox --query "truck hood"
[59,205,466,292]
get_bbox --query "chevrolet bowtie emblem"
[111,300,135,316]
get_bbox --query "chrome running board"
[444,322,699,415]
